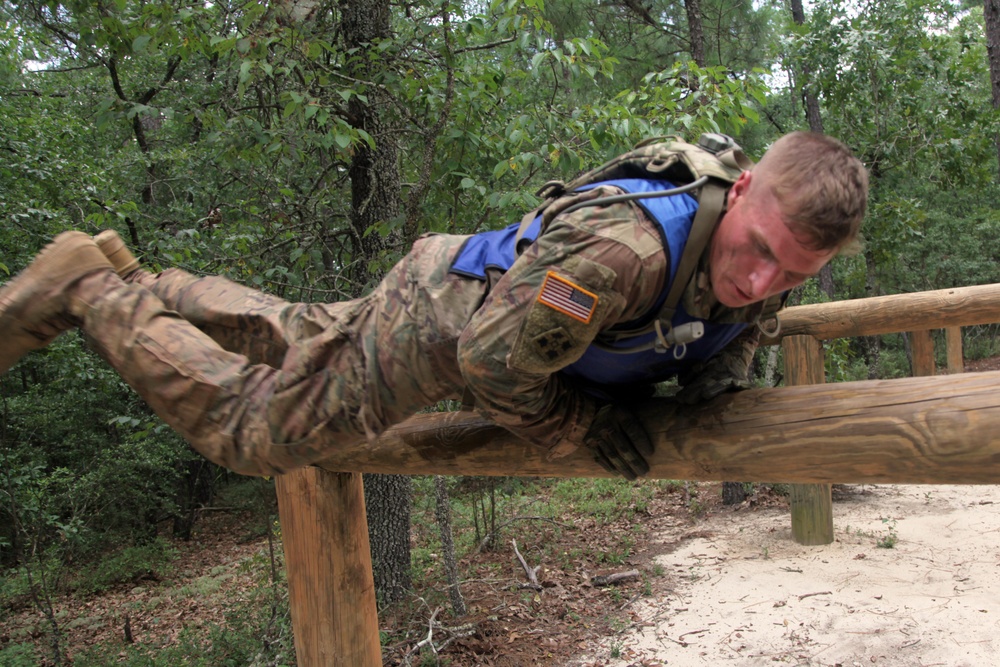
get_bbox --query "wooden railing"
[275,282,1000,666]
[763,283,1000,544]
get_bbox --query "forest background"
[5,0,1000,665]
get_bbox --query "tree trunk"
[789,0,824,135]
[341,0,402,280]
[434,476,466,616]
[722,481,749,505]
[789,0,837,299]
[985,0,1000,178]
[364,473,412,606]
[685,0,706,67]
[340,0,412,607]
[862,248,881,379]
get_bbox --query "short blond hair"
[752,132,868,253]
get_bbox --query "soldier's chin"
[715,282,754,309]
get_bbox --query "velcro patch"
[532,327,575,362]
[537,272,598,324]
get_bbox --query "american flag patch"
[537,272,598,324]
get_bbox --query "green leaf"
[131,35,151,53]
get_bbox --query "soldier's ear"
[727,170,752,207]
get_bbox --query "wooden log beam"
[761,283,1000,343]
[315,370,1000,484]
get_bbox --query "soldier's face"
[709,171,835,309]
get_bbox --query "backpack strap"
[593,179,728,355]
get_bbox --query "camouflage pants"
[82,233,484,475]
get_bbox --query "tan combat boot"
[93,230,141,278]
[0,231,114,374]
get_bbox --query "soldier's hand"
[584,404,654,480]
[675,373,752,405]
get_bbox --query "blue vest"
[451,179,747,398]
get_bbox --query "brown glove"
[584,404,654,480]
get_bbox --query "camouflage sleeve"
[456,190,668,459]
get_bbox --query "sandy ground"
[587,484,1000,667]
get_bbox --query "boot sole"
[0,231,113,374]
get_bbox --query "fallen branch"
[678,628,709,641]
[591,569,641,587]
[401,607,476,666]
[619,591,643,611]
[798,590,832,601]
[512,539,542,590]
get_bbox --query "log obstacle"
[277,281,1000,666]
[308,369,1000,483]
[758,283,1000,547]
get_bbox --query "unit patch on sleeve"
[537,271,598,324]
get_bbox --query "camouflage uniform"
[81,185,760,476]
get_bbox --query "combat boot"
[0,231,114,374]
[94,229,141,278]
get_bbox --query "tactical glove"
[584,404,654,480]
[675,372,752,405]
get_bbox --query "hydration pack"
[515,134,782,354]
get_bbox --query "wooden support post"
[782,335,833,546]
[911,330,936,377]
[276,468,381,667]
[946,326,964,374]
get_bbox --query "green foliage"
[876,517,899,549]
[71,540,177,597]
[74,597,294,667]
[0,643,40,667]
[790,0,998,291]
[69,540,292,666]
[550,477,667,522]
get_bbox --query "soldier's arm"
[456,197,668,458]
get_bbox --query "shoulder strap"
[514,134,749,250]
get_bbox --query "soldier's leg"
[128,268,307,368]
[95,229,322,364]
[96,233,367,367]
[76,269,377,475]
[75,233,481,475]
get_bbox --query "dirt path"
[584,484,1000,666]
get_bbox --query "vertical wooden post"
[782,335,833,545]
[911,329,936,377]
[945,326,964,374]
[276,468,381,667]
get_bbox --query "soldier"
[0,132,867,479]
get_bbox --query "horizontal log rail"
[762,283,1000,343]
[315,369,1000,485]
